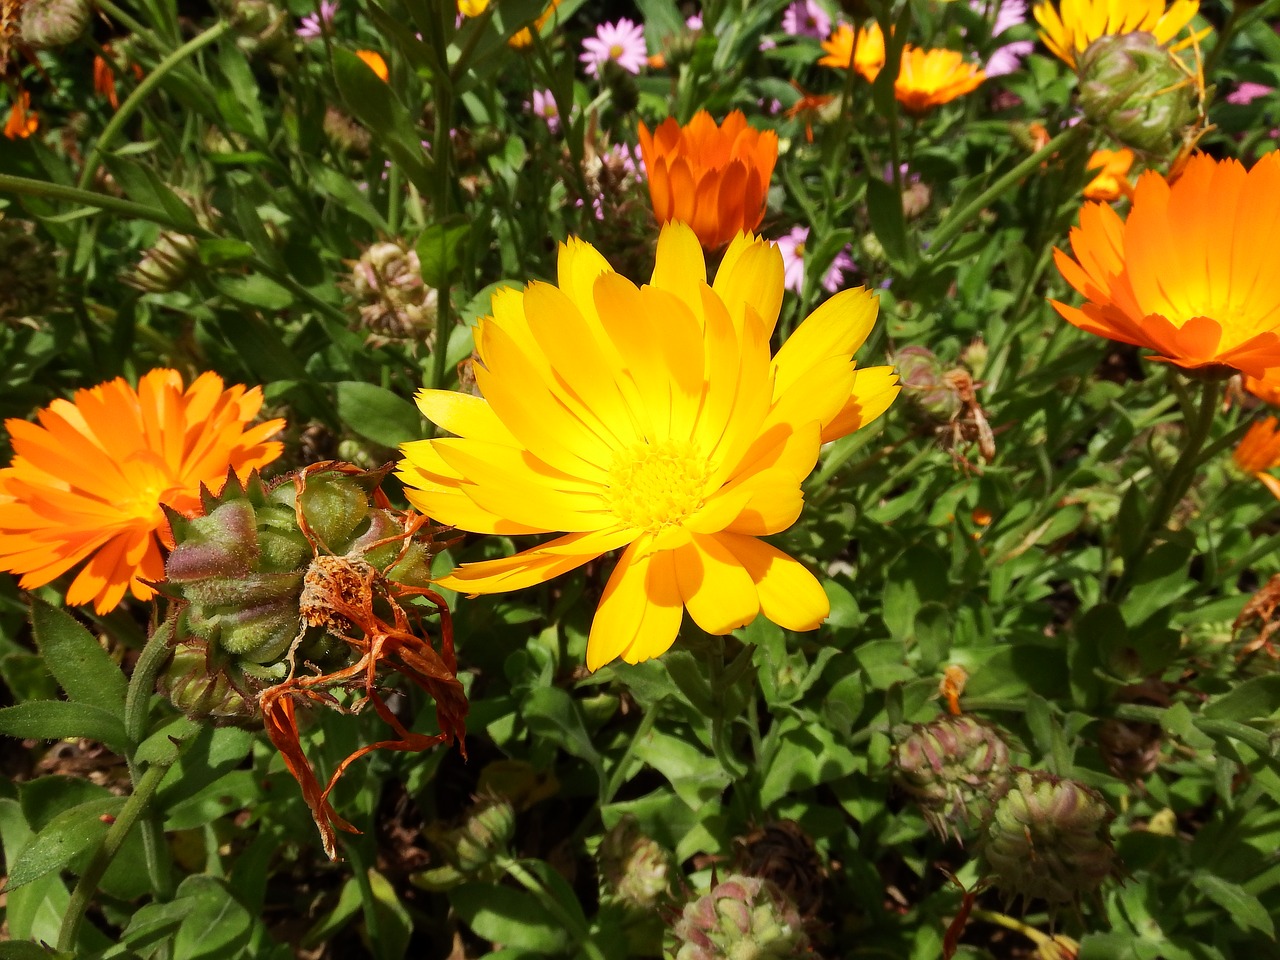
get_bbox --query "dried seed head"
[894,715,1012,841]
[669,874,809,960]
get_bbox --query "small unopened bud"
[599,816,671,910]
[323,106,371,158]
[349,240,438,342]
[452,797,516,873]
[669,875,808,960]
[1077,33,1196,157]
[19,0,90,48]
[894,715,1012,841]
[129,232,199,293]
[896,346,963,420]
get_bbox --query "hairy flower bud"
[981,769,1118,907]
[18,0,89,48]
[599,816,672,910]
[1077,33,1196,156]
[670,875,808,960]
[349,240,438,343]
[128,231,200,294]
[895,346,963,421]
[894,715,1012,841]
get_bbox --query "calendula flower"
[818,21,886,82]
[894,47,986,114]
[1082,147,1135,200]
[398,222,900,671]
[355,48,388,82]
[581,18,647,79]
[4,90,37,139]
[0,370,285,613]
[1032,0,1200,68]
[1051,153,1280,376]
[1233,418,1280,500]
[1246,372,1280,406]
[457,0,487,14]
[637,110,779,250]
[509,0,561,48]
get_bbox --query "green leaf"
[119,899,199,951]
[363,869,413,960]
[0,701,128,752]
[416,218,470,289]
[522,686,601,772]
[1191,873,1275,939]
[632,729,730,808]
[865,176,910,268]
[334,381,423,449]
[213,274,295,310]
[173,876,254,960]
[4,796,123,892]
[760,717,859,808]
[1203,675,1280,722]
[29,599,127,716]
[450,881,568,954]
[0,943,74,960]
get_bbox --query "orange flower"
[0,370,285,613]
[1082,148,1135,201]
[894,47,985,115]
[4,90,37,140]
[508,0,561,48]
[1051,153,1280,377]
[1246,371,1280,407]
[93,47,145,110]
[637,110,779,250]
[1233,418,1280,500]
[785,81,835,143]
[355,49,389,82]
[818,21,886,82]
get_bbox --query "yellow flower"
[398,223,899,670]
[0,370,285,613]
[818,22,887,82]
[509,0,561,48]
[1032,0,1200,68]
[355,49,389,82]
[1051,153,1280,377]
[1233,418,1280,500]
[894,47,985,114]
[1082,148,1135,201]
[457,0,488,15]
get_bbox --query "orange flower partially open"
[355,49,389,82]
[894,47,985,114]
[1083,148,1135,201]
[0,370,284,613]
[4,90,37,140]
[1051,153,1280,377]
[1233,418,1280,500]
[819,22,887,82]
[637,110,779,250]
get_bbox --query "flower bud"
[452,797,516,874]
[18,0,90,48]
[1077,33,1196,157]
[894,715,1012,841]
[323,106,371,158]
[895,346,964,421]
[981,769,1118,907]
[599,816,672,911]
[669,875,808,960]
[128,232,200,294]
[350,240,438,343]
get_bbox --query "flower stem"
[501,858,607,960]
[1107,375,1222,603]
[76,21,232,193]
[0,173,199,232]
[928,122,1089,256]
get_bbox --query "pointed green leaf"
[30,599,127,715]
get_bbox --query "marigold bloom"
[355,49,389,82]
[637,110,779,250]
[0,370,284,613]
[1051,153,1280,377]
[1082,147,1135,201]
[818,22,886,82]
[1233,418,1280,500]
[4,90,37,140]
[457,0,488,14]
[398,222,900,671]
[1246,372,1280,407]
[1032,0,1200,68]
[894,47,986,114]
[508,0,561,48]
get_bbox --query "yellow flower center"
[607,439,710,533]
[609,42,624,59]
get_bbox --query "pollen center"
[607,440,711,533]
[608,42,624,59]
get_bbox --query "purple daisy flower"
[580,19,648,79]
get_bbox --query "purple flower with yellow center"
[782,1,831,38]
[581,18,648,79]
[776,226,856,294]
[297,0,338,40]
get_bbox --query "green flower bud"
[219,0,291,60]
[451,797,516,874]
[19,0,90,48]
[1077,33,1196,157]
[599,816,672,911]
[128,231,200,294]
[981,769,1118,907]
[895,715,1012,841]
[350,240,438,343]
[895,346,963,421]
[670,875,808,960]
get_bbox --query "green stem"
[928,123,1089,255]
[428,6,457,396]
[0,173,199,232]
[126,619,173,745]
[57,759,175,952]
[1107,376,1222,603]
[600,707,657,807]
[76,21,232,193]
[501,858,606,960]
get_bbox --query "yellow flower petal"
[718,534,830,631]
[440,526,636,596]
[673,533,760,635]
[586,539,684,670]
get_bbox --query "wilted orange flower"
[93,47,145,110]
[4,90,36,139]
[398,222,899,671]
[894,47,985,114]
[1083,148,1135,201]
[785,81,835,143]
[508,0,561,48]
[355,49,388,82]
[1233,418,1280,500]
[1052,153,1280,377]
[818,21,886,82]
[1033,0,1201,68]
[637,110,779,250]
[0,370,285,613]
